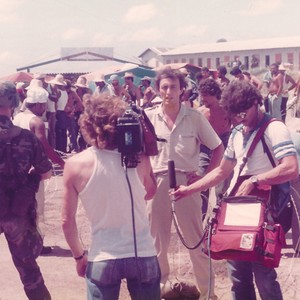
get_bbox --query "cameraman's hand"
[235,178,254,196]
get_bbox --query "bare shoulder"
[65,148,94,175]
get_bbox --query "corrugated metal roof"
[163,36,300,56]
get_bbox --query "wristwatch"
[250,176,259,187]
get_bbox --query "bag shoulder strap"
[238,116,277,175]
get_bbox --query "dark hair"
[199,78,222,100]
[201,67,209,73]
[230,66,242,76]
[155,67,187,91]
[220,80,262,115]
[79,94,127,149]
[217,66,227,75]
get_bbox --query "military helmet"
[0,81,20,108]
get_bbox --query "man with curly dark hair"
[62,94,161,300]
[173,80,298,300]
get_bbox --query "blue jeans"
[227,260,283,300]
[85,256,161,300]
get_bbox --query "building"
[159,36,300,71]
[138,47,173,68]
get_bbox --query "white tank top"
[57,90,68,111]
[79,147,156,261]
[13,110,36,130]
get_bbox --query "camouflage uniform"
[0,114,52,300]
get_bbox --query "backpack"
[0,126,39,218]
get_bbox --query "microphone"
[168,160,176,189]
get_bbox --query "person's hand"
[76,255,88,278]
[169,185,190,201]
[235,178,253,196]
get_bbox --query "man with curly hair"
[62,94,161,300]
[173,80,298,300]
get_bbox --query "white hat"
[94,73,105,83]
[74,76,88,88]
[279,64,286,71]
[124,72,134,78]
[16,82,25,89]
[26,87,49,104]
[26,79,43,90]
[49,74,66,86]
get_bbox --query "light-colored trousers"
[147,172,216,300]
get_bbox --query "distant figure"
[93,74,113,96]
[230,67,262,92]
[123,72,142,104]
[266,63,284,120]
[109,74,130,101]
[278,64,296,122]
[180,67,199,107]
[139,76,157,108]
[216,66,230,90]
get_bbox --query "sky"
[1,0,300,76]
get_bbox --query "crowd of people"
[0,63,300,300]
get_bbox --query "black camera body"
[117,102,144,168]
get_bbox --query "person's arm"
[62,158,87,277]
[172,158,235,200]
[252,76,263,90]
[137,154,157,200]
[205,142,224,173]
[294,75,300,96]
[30,117,65,168]
[286,75,296,93]
[236,155,298,196]
[276,74,284,96]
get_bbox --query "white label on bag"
[240,233,255,249]
[224,203,261,226]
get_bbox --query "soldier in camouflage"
[0,81,52,300]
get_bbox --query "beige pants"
[147,172,217,300]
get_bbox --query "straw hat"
[25,79,43,90]
[141,76,152,82]
[25,87,49,104]
[74,76,88,88]
[124,72,134,78]
[94,73,105,83]
[49,74,66,86]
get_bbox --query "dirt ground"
[0,175,299,300]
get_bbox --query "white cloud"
[92,32,114,46]
[61,28,85,40]
[0,0,25,23]
[120,28,163,42]
[176,25,208,37]
[123,3,158,23]
[238,0,283,16]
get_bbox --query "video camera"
[117,101,163,168]
[117,102,145,168]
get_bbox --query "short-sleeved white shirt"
[225,115,296,192]
[145,104,222,173]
